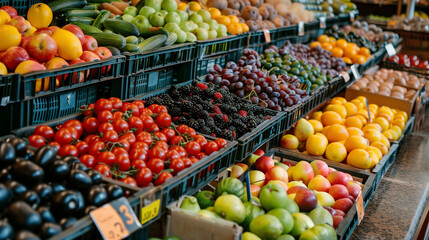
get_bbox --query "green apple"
[139,6,156,18]
[308,207,333,226]
[165,11,181,24]
[190,21,199,30]
[164,22,180,33]
[267,208,294,234]
[214,194,245,224]
[175,10,188,22]
[208,29,217,39]
[179,21,193,32]
[207,19,219,30]
[242,202,265,232]
[186,32,197,42]
[218,24,227,33]
[290,213,314,238]
[179,196,201,212]
[198,9,211,22]
[132,15,151,32]
[259,183,288,211]
[247,154,261,166]
[172,29,186,43]
[122,14,134,23]
[277,234,295,240]
[189,12,203,23]
[249,214,283,240]
[311,224,337,240]
[242,232,262,240]
[194,27,208,40]
[159,10,168,16]
[198,209,222,219]
[161,0,177,11]
[197,22,209,30]
[145,0,161,11]
[149,12,165,27]
[123,6,138,16]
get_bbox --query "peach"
[333,198,354,213]
[230,165,245,178]
[347,182,362,200]
[308,175,331,192]
[249,170,265,187]
[235,163,249,172]
[250,184,261,197]
[287,186,307,195]
[345,173,354,182]
[328,167,336,174]
[292,161,314,185]
[268,180,288,192]
[329,184,350,200]
[15,60,45,74]
[327,171,349,186]
[45,57,68,86]
[265,166,288,183]
[310,160,330,177]
[333,215,343,228]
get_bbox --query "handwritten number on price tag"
[385,43,396,57]
[298,22,304,36]
[340,72,350,83]
[141,199,160,225]
[356,192,364,225]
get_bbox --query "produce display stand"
[0,0,40,16]
[0,73,20,106]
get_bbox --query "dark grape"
[221,80,231,86]
[213,76,222,85]
[245,79,254,86]
[214,64,222,73]
[265,87,273,94]
[250,96,259,104]
[206,74,214,82]
[254,85,261,93]
[236,89,245,98]
[236,82,243,89]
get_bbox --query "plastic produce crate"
[394,29,429,49]
[195,49,242,79]
[0,0,40,16]
[0,73,20,106]
[246,26,298,50]
[327,69,355,98]
[300,21,324,43]
[195,34,247,59]
[124,43,196,76]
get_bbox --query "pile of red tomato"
[27,97,228,188]
[388,54,429,69]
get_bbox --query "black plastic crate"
[195,49,242,79]
[21,56,125,100]
[125,43,196,75]
[195,34,247,59]
[122,60,195,99]
[327,69,355,98]
[246,26,298,50]
[0,0,40,16]
[0,73,20,106]
[300,21,324,43]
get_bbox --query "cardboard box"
[165,196,243,240]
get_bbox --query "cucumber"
[126,36,139,44]
[83,4,96,10]
[165,33,177,46]
[121,44,140,53]
[73,22,103,34]
[104,29,114,33]
[105,46,122,56]
[139,27,169,38]
[68,16,94,25]
[103,19,139,37]
[138,34,168,53]
[65,9,100,18]
[135,0,146,12]
[86,32,126,49]
[92,10,110,29]
[47,0,87,14]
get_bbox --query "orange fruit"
[188,1,202,11]
[239,22,249,32]
[359,47,371,58]
[343,102,358,117]
[208,7,221,19]
[352,55,367,64]
[331,97,346,104]
[335,39,348,49]
[371,141,388,155]
[306,133,328,156]
[344,47,357,59]
[350,99,364,110]
[216,16,231,26]
[342,57,352,64]
[321,111,342,126]
[347,127,364,136]
[308,119,323,133]
[325,104,347,119]
[380,135,390,149]
[27,3,53,28]
[355,114,367,126]
[331,47,344,58]
[329,37,336,44]
[347,42,359,51]
[310,41,322,49]
[322,42,333,51]
[362,123,382,132]
[391,119,405,131]
[312,111,323,122]
[227,22,242,35]
[228,15,239,24]
[344,116,363,129]
[373,117,389,131]
[52,29,83,60]
[317,34,330,43]
[344,135,369,152]
[321,126,330,136]
[0,25,21,51]
[347,149,372,169]
[363,129,382,144]
[367,146,383,159]
[178,2,188,11]
[368,151,380,167]
[393,114,406,122]
[325,142,347,162]
[325,124,349,142]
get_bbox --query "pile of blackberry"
[145,81,277,140]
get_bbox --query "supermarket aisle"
[350,114,429,240]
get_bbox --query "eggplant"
[0,220,13,240]
[6,201,42,231]
[86,169,102,185]
[32,183,52,203]
[0,167,12,182]
[11,159,44,185]
[87,186,108,207]
[68,170,92,189]
[7,138,27,157]
[14,230,40,240]
[0,184,12,212]
[5,180,27,195]
[24,148,35,161]
[75,191,85,216]
[49,183,66,193]
[34,146,57,168]
[48,160,70,181]
[51,190,80,216]
[62,156,79,167]
[17,191,40,209]
[0,143,15,168]
[107,184,124,200]
[84,205,97,215]
[72,162,87,171]
[37,206,56,224]
[40,222,62,239]
[59,217,77,229]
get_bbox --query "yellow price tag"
[140,199,160,225]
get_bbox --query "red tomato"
[97,151,116,166]
[119,176,137,187]
[186,141,201,156]
[112,119,129,133]
[154,141,168,151]
[58,145,78,157]
[118,139,130,152]
[47,141,61,150]
[161,128,175,142]
[114,154,130,171]
[119,132,136,146]
[80,154,96,168]
[147,124,159,133]
[94,164,112,178]
[181,157,192,168]
[136,167,152,187]
[196,152,207,160]
[121,103,139,116]
[98,122,114,134]
[132,142,149,151]
[128,116,143,134]
[185,127,196,136]
[153,105,167,113]
[132,100,145,114]
[170,146,186,157]
[170,158,185,175]
[129,148,148,162]
[170,136,185,146]
[155,112,171,128]
[55,128,73,146]
[112,111,124,120]
[148,104,159,112]
[108,97,123,110]
[131,159,146,169]
[140,108,153,116]
[75,141,89,156]
[215,138,228,149]
[189,156,199,164]
[34,125,54,141]
[82,117,99,135]
[176,125,188,134]
[154,132,167,142]
[193,135,208,149]
[167,150,180,160]
[154,171,173,186]
[64,127,79,140]
[62,119,83,137]
[136,132,152,145]
[102,130,119,143]
[28,135,45,148]
[85,135,100,145]
[146,158,164,174]
[112,147,128,157]
[95,99,112,115]
[141,115,155,130]
[97,110,113,123]
[88,141,106,158]
[83,103,95,117]
[148,147,167,160]
[204,141,219,155]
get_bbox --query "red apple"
[250,184,260,197]
[333,198,354,213]
[70,59,86,84]
[294,188,318,212]
[334,209,345,217]
[327,171,349,186]
[254,149,265,156]
[0,6,17,18]
[15,60,46,74]
[255,156,274,173]
[80,51,100,62]
[62,24,85,44]
[34,27,55,36]
[347,182,361,200]
[287,186,307,195]
[82,35,98,51]
[265,165,288,183]
[45,57,69,86]
[20,36,32,50]
[48,26,60,34]
[27,33,58,62]
[93,47,113,74]
[329,184,349,200]
[323,206,336,216]
[333,215,343,229]
[268,180,288,192]
[2,46,29,71]
[10,16,31,34]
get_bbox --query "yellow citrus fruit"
[240,22,249,32]
[325,142,347,162]
[395,111,408,121]
[363,129,382,144]
[27,3,53,28]
[347,149,372,169]
[208,8,221,19]
[343,57,352,64]
[331,97,346,104]
[325,124,349,142]
[382,130,393,141]
[359,47,371,58]
[362,123,382,133]
[390,126,403,137]
[371,141,388,155]
[368,104,378,111]
[188,1,202,11]
[391,119,405,130]
[308,119,323,133]
[227,22,242,35]
[350,99,364,110]
[0,62,7,75]
[336,39,348,49]
[306,133,328,156]
[343,102,358,117]
[344,47,357,59]
[329,37,336,43]
[318,34,330,43]
[178,2,188,11]
[0,9,11,25]
[347,127,364,136]
[52,29,83,60]
[380,134,390,149]
[376,112,392,122]
[216,16,231,26]
[325,104,347,119]
[368,151,379,168]
[0,25,21,51]
[373,117,389,131]
[347,42,359,50]
[344,135,369,152]
[312,111,323,122]
[344,116,363,129]
[355,114,367,126]
[393,114,406,122]
[322,42,333,51]
[228,15,239,24]
[386,129,399,140]
[331,47,344,58]
[352,54,367,64]
[321,126,330,136]
[366,146,383,159]
[378,107,394,118]
[321,111,342,126]
[310,41,322,49]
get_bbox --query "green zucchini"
[68,16,94,25]
[126,36,139,44]
[135,0,146,12]
[73,22,103,34]
[83,4,96,9]
[92,10,110,29]
[165,32,177,46]
[47,0,87,14]
[105,46,122,56]
[138,34,168,53]
[121,44,140,53]
[65,9,100,18]
[139,27,169,38]
[86,32,126,49]
[103,19,139,37]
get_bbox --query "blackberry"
[200,101,213,111]
[229,125,237,133]
[190,106,201,116]
[248,119,257,128]
[191,86,202,96]
[213,127,222,136]
[204,88,216,98]
[188,120,200,130]
[199,110,210,119]
[180,85,191,96]
[181,101,194,113]
[144,98,156,106]
[169,107,182,117]
[220,129,234,140]
[197,119,206,128]
[214,114,223,123]
[206,118,216,127]
[201,126,212,134]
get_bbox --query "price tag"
[350,12,355,21]
[340,71,350,83]
[1,96,10,106]
[351,64,361,80]
[298,21,304,36]
[319,17,326,29]
[262,29,271,43]
[365,98,372,123]
[140,187,162,225]
[385,43,396,57]
[90,197,141,240]
[356,192,364,225]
